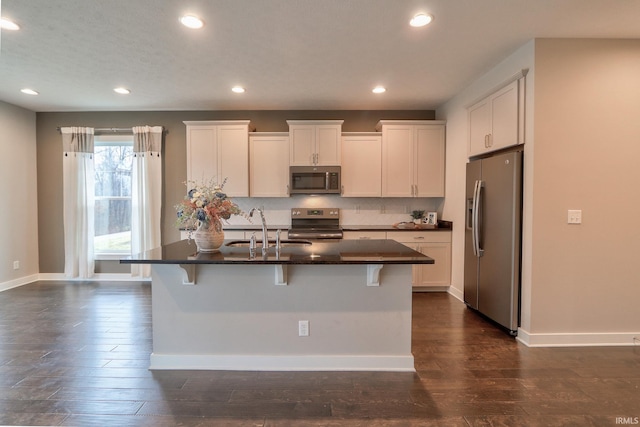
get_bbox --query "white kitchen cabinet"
[250,133,290,197]
[387,230,451,288]
[342,230,387,240]
[287,120,343,166]
[341,133,382,197]
[184,121,253,197]
[468,72,527,157]
[377,121,445,197]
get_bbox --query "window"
[94,135,133,257]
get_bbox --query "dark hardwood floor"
[0,281,638,426]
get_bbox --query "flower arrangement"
[175,178,243,232]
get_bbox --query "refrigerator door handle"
[472,180,485,257]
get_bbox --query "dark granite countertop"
[121,239,434,265]
[216,220,452,233]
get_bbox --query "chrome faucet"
[249,207,269,254]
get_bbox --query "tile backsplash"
[227,196,444,227]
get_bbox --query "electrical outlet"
[298,320,309,337]
[13,261,19,270]
[567,209,582,224]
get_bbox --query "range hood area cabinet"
[249,133,290,197]
[341,133,382,197]
[184,121,254,197]
[376,120,446,198]
[288,120,343,166]
[467,70,527,157]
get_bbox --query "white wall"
[527,39,640,345]
[0,101,39,291]
[438,38,640,346]
[437,40,535,306]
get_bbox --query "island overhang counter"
[122,238,434,372]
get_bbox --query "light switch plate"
[298,320,309,337]
[568,209,582,224]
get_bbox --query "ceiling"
[1,0,640,112]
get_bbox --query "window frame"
[93,134,134,260]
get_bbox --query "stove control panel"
[291,208,340,219]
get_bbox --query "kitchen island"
[122,238,433,372]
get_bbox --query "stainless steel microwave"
[290,166,341,194]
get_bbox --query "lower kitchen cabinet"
[386,231,451,289]
[342,231,387,240]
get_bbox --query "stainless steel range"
[288,208,343,239]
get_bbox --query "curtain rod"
[56,127,167,134]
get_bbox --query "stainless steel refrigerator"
[464,149,523,335]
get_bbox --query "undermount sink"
[225,239,312,248]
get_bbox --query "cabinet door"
[415,125,445,197]
[289,125,315,165]
[341,135,382,197]
[315,125,341,165]
[468,99,491,157]
[186,126,217,183]
[490,80,519,152]
[217,125,249,197]
[415,242,451,287]
[381,125,414,197]
[387,231,451,288]
[468,79,520,157]
[250,135,290,197]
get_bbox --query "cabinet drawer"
[386,231,451,243]
[343,231,387,240]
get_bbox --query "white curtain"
[131,126,163,277]
[61,127,95,278]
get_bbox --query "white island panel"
[150,263,414,371]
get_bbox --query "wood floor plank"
[0,281,638,426]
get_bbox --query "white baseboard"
[0,274,40,292]
[37,273,150,282]
[149,353,416,372]
[517,328,640,347]
[447,285,464,302]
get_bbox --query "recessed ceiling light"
[410,13,433,27]
[372,86,386,94]
[20,88,38,96]
[231,86,245,93]
[180,14,204,29]
[113,87,131,95]
[1,18,20,31]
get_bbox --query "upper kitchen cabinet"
[377,120,446,198]
[249,133,290,197]
[341,133,382,197]
[184,121,254,197]
[468,70,527,157]
[287,120,343,166]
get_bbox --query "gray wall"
[0,101,38,289]
[36,110,435,273]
